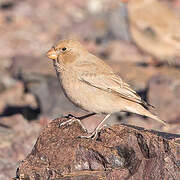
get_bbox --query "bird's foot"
[79,124,109,139]
[59,117,88,133]
[79,130,98,139]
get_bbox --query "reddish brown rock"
[15,117,180,180]
[0,0,180,178]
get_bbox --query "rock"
[0,78,39,120]
[127,0,180,66]
[108,2,131,42]
[0,73,17,92]
[15,117,180,179]
[109,61,158,90]
[106,40,151,63]
[10,54,54,76]
[148,74,180,124]
[20,73,83,119]
[0,114,42,179]
[0,80,24,113]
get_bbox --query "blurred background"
[0,0,180,179]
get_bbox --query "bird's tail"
[143,109,166,125]
[126,104,166,125]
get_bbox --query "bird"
[46,39,166,138]
[124,0,180,66]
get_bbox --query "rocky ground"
[15,117,180,180]
[0,0,180,179]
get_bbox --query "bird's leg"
[65,113,96,120]
[65,114,76,119]
[80,114,111,139]
[78,113,96,120]
[60,113,96,133]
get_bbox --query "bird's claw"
[59,118,88,133]
[79,124,109,139]
[79,130,98,139]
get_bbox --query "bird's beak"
[46,47,58,60]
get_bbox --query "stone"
[148,74,180,124]
[0,114,42,179]
[15,117,180,179]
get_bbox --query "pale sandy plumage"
[126,0,180,65]
[46,39,166,137]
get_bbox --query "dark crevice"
[0,105,41,120]
[135,133,151,159]
[136,61,164,68]
[163,139,170,154]
[0,72,42,120]
[137,87,155,110]
[0,122,11,129]
[116,146,141,175]
[89,149,109,170]
[0,1,14,10]
[136,62,149,67]
[137,88,148,106]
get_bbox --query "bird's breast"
[60,71,96,111]
[59,70,124,114]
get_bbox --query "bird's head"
[46,39,87,66]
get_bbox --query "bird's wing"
[79,72,150,107]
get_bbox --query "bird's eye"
[62,47,67,51]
